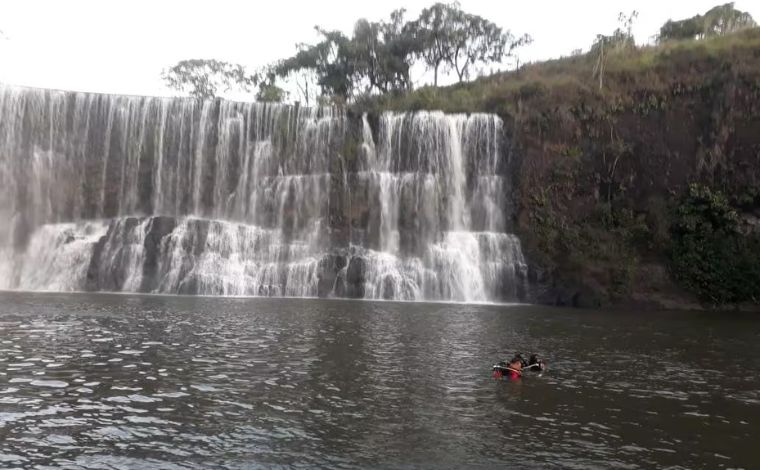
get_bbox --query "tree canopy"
[273,10,422,99]
[274,2,530,99]
[163,3,532,102]
[413,2,531,85]
[162,59,259,100]
[659,3,756,42]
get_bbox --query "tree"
[448,14,532,83]
[256,83,288,103]
[592,10,638,55]
[352,19,387,93]
[162,59,259,99]
[413,2,530,85]
[659,17,703,41]
[592,11,638,91]
[275,28,356,99]
[256,68,288,103]
[702,2,756,36]
[659,3,756,42]
[171,5,532,102]
[290,69,319,106]
[412,2,459,86]
[275,10,421,100]
[377,9,421,92]
[352,10,420,93]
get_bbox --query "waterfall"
[353,112,527,302]
[2,222,108,291]
[0,85,527,302]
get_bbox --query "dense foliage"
[659,2,756,42]
[670,185,760,305]
[274,11,422,99]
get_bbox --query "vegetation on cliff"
[671,185,760,305]
[360,22,760,115]
[659,3,756,42]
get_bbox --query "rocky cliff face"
[508,43,760,309]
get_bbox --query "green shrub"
[670,184,760,305]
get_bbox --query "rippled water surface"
[0,292,758,468]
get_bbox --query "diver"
[506,353,524,379]
[492,352,546,379]
[526,354,547,372]
[492,353,526,380]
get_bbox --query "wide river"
[0,292,758,468]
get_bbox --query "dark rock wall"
[510,59,760,309]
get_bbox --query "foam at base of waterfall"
[2,222,108,291]
[428,231,489,301]
[0,217,327,297]
[361,251,427,301]
[156,218,323,297]
[1,218,528,303]
[359,231,528,302]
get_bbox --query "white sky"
[0,0,758,99]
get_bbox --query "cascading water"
[0,84,527,302]
[350,112,527,302]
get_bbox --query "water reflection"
[0,292,758,468]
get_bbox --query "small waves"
[0,292,758,468]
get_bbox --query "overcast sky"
[0,0,758,98]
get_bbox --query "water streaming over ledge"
[0,85,528,302]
